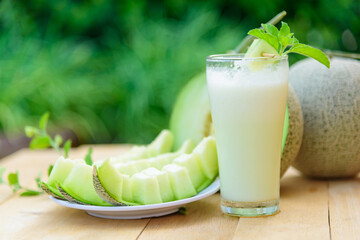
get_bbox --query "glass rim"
[206,53,288,62]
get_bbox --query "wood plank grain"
[232,169,330,240]
[0,194,149,240]
[138,193,238,240]
[329,178,360,240]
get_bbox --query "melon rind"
[60,164,112,206]
[57,184,86,205]
[40,182,65,200]
[280,85,303,176]
[93,161,137,206]
[93,166,127,206]
[290,57,360,178]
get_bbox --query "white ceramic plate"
[49,178,220,219]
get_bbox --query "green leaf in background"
[8,172,21,192]
[85,147,93,166]
[285,43,330,68]
[30,136,51,150]
[20,189,43,196]
[48,165,54,177]
[39,112,50,131]
[63,140,72,158]
[54,134,63,146]
[248,29,279,52]
[0,167,5,184]
[24,126,40,138]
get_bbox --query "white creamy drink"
[206,56,288,204]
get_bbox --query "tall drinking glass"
[206,54,288,217]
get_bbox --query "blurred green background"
[0,0,359,156]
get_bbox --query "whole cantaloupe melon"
[170,74,304,177]
[290,57,360,178]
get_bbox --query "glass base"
[221,198,279,217]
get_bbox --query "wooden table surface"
[1,145,359,240]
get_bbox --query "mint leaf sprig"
[25,112,72,158]
[248,21,330,68]
[3,170,44,196]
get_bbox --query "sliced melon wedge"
[94,137,218,206]
[59,164,112,206]
[162,164,197,200]
[114,162,138,175]
[173,154,208,192]
[42,157,84,199]
[114,130,174,162]
[131,172,162,205]
[142,167,175,203]
[193,136,218,180]
[244,39,280,71]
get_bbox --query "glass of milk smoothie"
[206,54,288,217]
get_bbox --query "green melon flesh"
[114,129,174,162]
[60,164,112,206]
[122,174,134,203]
[43,157,84,199]
[173,154,208,192]
[244,39,280,71]
[162,164,197,200]
[93,159,124,205]
[245,39,279,58]
[176,139,197,154]
[192,136,218,180]
[131,172,163,204]
[114,162,139,175]
[147,154,172,170]
[170,73,211,149]
[142,167,175,203]
[133,160,151,171]
[148,129,174,154]
[94,137,218,205]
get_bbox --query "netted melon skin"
[290,57,360,178]
[280,85,304,177]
